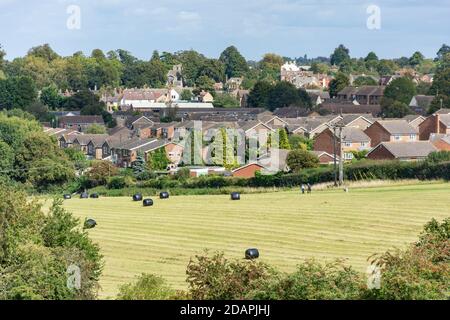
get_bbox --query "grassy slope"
[63,182,450,298]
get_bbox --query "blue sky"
[0,0,449,61]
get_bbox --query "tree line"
[0,43,449,117]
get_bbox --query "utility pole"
[331,121,345,186]
[333,126,338,187]
[338,125,344,186]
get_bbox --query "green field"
[63,182,450,298]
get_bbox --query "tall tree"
[383,77,417,105]
[219,46,249,79]
[40,84,64,109]
[409,51,425,67]
[329,73,350,98]
[267,82,309,111]
[27,44,59,62]
[248,81,273,108]
[0,76,38,110]
[330,45,350,66]
[436,44,450,61]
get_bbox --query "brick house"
[367,141,437,161]
[337,86,385,105]
[232,163,266,178]
[403,115,426,129]
[150,123,176,140]
[310,151,339,165]
[284,117,334,138]
[419,114,450,140]
[59,116,105,132]
[314,127,371,161]
[364,120,418,147]
[111,138,157,167]
[430,134,450,151]
[409,95,435,115]
[111,138,184,168]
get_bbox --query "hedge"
[64,160,450,196]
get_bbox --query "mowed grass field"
[63,182,450,298]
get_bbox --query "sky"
[0,0,449,61]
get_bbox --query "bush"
[186,251,274,300]
[367,218,450,300]
[249,260,366,300]
[426,151,450,164]
[87,161,119,187]
[286,149,320,173]
[107,176,133,190]
[0,184,102,300]
[117,274,174,300]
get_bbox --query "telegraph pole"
[333,126,338,187]
[338,125,344,186]
[331,121,345,186]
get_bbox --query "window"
[344,152,354,160]
[410,134,416,140]
[394,135,401,141]
[361,142,367,147]
[344,142,352,147]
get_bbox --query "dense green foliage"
[117,274,175,300]
[0,185,102,300]
[248,80,312,111]
[329,73,350,98]
[286,149,320,173]
[0,113,75,191]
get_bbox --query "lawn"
[63,182,450,298]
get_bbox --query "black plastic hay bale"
[80,192,89,199]
[63,194,72,200]
[143,199,154,207]
[231,192,241,201]
[84,219,97,229]
[160,192,170,199]
[133,194,143,201]
[90,193,99,199]
[245,248,260,260]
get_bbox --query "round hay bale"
[63,194,72,200]
[231,192,241,201]
[90,193,99,199]
[143,199,154,207]
[84,219,97,229]
[133,194,143,201]
[80,192,89,199]
[245,248,260,260]
[160,192,170,199]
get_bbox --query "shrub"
[87,161,119,187]
[0,184,102,300]
[426,151,450,164]
[367,218,450,300]
[249,260,366,300]
[186,251,274,300]
[286,149,320,173]
[107,176,133,190]
[117,274,174,300]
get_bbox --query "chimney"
[436,114,441,134]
